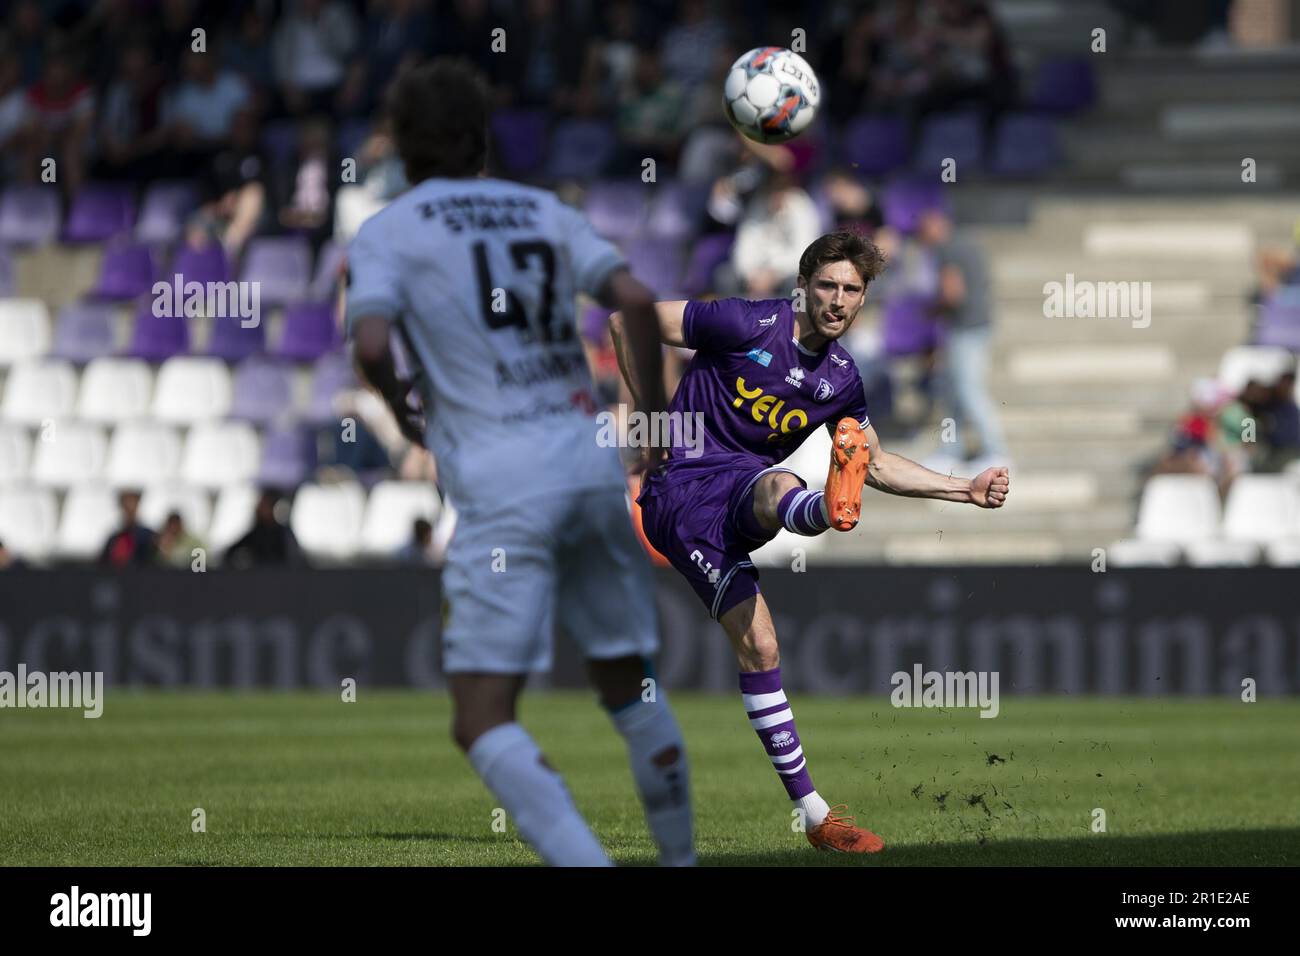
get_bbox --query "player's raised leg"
[451,672,611,867]
[719,593,884,853]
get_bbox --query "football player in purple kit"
[610,231,1011,853]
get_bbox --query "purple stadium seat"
[208,314,267,362]
[230,357,295,425]
[990,113,1061,177]
[309,240,347,302]
[683,232,735,297]
[126,299,190,361]
[546,119,616,181]
[63,183,136,243]
[276,302,340,361]
[52,303,117,363]
[171,241,231,286]
[241,237,312,306]
[135,181,199,245]
[881,179,949,234]
[258,425,318,488]
[882,294,944,357]
[647,181,709,241]
[623,238,685,298]
[584,181,648,241]
[0,185,61,245]
[90,241,157,300]
[843,115,911,176]
[1254,292,1300,350]
[915,110,984,174]
[260,120,300,166]
[1031,58,1097,114]
[491,109,549,179]
[306,352,357,425]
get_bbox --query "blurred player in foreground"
[611,231,1010,853]
[346,59,693,866]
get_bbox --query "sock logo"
[769,730,794,748]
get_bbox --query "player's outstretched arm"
[607,294,687,409]
[862,424,1009,508]
[350,314,426,447]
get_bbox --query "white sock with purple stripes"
[739,666,832,828]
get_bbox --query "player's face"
[801,260,867,341]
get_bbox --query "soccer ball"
[723,47,820,144]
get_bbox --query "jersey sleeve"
[344,218,404,334]
[555,201,627,299]
[827,370,870,435]
[681,298,765,353]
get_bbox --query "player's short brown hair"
[385,58,489,183]
[798,231,886,287]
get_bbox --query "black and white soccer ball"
[722,46,820,144]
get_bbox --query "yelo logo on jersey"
[732,377,809,441]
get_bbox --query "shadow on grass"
[699,828,1300,867]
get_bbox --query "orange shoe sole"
[825,418,871,531]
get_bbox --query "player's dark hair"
[385,58,489,182]
[798,231,886,287]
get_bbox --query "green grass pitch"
[2,692,1297,866]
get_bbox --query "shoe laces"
[820,804,858,830]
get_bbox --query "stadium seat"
[842,115,911,176]
[1264,539,1300,566]
[622,238,685,299]
[334,184,388,243]
[584,181,648,241]
[0,299,53,364]
[0,485,58,561]
[360,480,442,556]
[290,481,366,560]
[76,357,153,422]
[31,421,108,487]
[1106,539,1182,567]
[105,422,183,487]
[89,241,157,301]
[1253,293,1300,351]
[275,302,340,361]
[140,482,213,538]
[56,483,120,559]
[546,118,616,181]
[63,183,136,243]
[181,421,261,489]
[229,357,296,425]
[0,185,61,246]
[258,424,318,488]
[491,109,549,179]
[682,232,734,297]
[1030,58,1097,114]
[260,119,300,166]
[1,359,78,424]
[151,357,233,423]
[135,180,199,245]
[208,314,266,362]
[240,237,312,306]
[880,179,948,234]
[209,483,260,554]
[171,240,231,286]
[126,300,190,361]
[1222,474,1300,543]
[0,423,32,483]
[309,240,347,303]
[51,303,118,363]
[989,113,1061,177]
[1135,474,1221,544]
[305,352,356,425]
[1183,539,1260,567]
[915,110,984,174]
[646,181,709,241]
[1217,345,1293,393]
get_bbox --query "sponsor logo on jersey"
[829,353,849,367]
[732,377,809,440]
[785,366,806,388]
[814,378,835,403]
[770,730,794,748]
[747,348,773,367]
[759,313,778,327]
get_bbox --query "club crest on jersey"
[770,730,794,748]
[759,313,778,327]
[814,378,835,403]
[747,348,773,367]
[785,367,805,388]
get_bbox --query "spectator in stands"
[21,44,95,194]
[0,538,28,570]
[0,40,28,183]
[396,517,436,565]
[822,168,884,234]
[659,0,728,89]
[725,171,821,297]
[222,6,277,115]
[921,0,1017,119]
[917,206,1008,467]
[272,0,359,116]
[96,37,169,183]
[1152,378,1236,492]
[582,0,646,113]
[99,490,158,568]
[615,46,688,167]
[818,5,879,122]
[345,0,433,118]
[7,0,45,86]
[223,489,308,569]
[156,511,205,569]
[1241,367,1300,474]
[186,107,269,260]
[164,48,252,157]
[277,117,336,252]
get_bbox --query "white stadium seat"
[105,422,182,488]
[1135,474,1221,544]
[2,359,78,424]
[1222,474,1300,544]
[30,421,107,487]
[290,481,365,560]
[1217,345,1294,393]
[140,483,212,537]
[77,358,153,422]
[1183,539,1260,567]
[151,357,232,423]
[0,299,52,365]
[209,483,260,555]
[360,480,441,556]
[0,423,32,483]
[56,483,120,559]
[1106,538,1182,567]
[0,485,58,561]
[1265,539,1300,566]
[181,421,261,489]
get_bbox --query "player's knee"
[748,633,781,670]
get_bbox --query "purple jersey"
[658,296,870,482]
